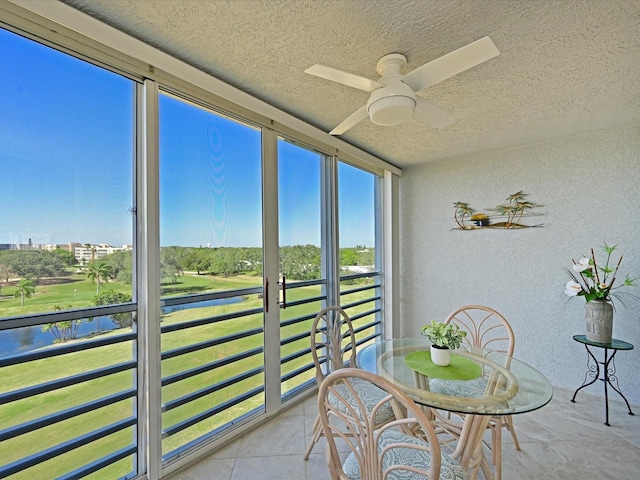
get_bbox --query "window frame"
[0,3,400,478]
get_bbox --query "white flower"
[572,258,592,273]
[565,281,582,297]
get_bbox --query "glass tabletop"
[572,334,634,350]
[357,338,553,416]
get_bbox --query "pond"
[0,296,246,358]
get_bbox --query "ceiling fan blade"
[329,106,369,135]
[413,97,455,129]
[401,36,499,92]
[305,64,382,92]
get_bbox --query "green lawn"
[0,271,263,318]
[0,272,129,317]
[0,272,378,479]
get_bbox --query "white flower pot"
[430,345,451,366]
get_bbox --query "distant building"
[41,243,68,251]
[0,241,131,260]
[40,242,84,253]
[74,244,133,262]
[3,243,34,250]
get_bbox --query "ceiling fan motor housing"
[367,53,416,126]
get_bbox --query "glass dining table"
[357,338,553,480]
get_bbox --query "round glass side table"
[571,334,635,426]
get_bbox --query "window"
[0,28,138,479]
[338,161,382,344]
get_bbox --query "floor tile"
[174,386,640,480]
[230,455,306,480]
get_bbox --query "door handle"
[279,275,287,309]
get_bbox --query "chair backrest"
[318,368,442,480]
[310,306,357,384]
[444,305,515,356]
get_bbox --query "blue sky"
[0,28,134,247]
[0,27,374,249]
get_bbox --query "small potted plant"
[421,320,467,366]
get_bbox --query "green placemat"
[404,350,482,380]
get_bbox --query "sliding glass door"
[158,92,265,460]
[277,139,329,400]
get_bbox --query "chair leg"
[478,453,495,480]
[490,415,520,480]
[303,414,323,460]
[504,415,521,450]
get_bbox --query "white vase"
[585,299,613,344]
[430,345,451,366]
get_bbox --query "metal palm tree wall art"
[453,191,544,230]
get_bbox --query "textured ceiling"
[60,0,640,168]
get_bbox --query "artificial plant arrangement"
[564,243,637,307]
[421,320,467,350]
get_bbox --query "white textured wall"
[400,124,640,406]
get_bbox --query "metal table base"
[571,335,634,426]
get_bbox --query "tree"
[211,248,243,276]
[42,305,80,343]
[280,244,321,280]
[244,247,264,276]
[52,248,77,267]
[0,262,13,294]
[161,247,183,283]
[356,248,375,267]
[87,261,113,294]
[235,247,262,275]
[94,290,134,328]
[183,248,212,274]
[1,250,66,280]
[103,250,133,284]
[340,248,357,266]
[41,322,64,343]
[14,278,36,306]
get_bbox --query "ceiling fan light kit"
[368,95,416,126]
[304,37,500,135]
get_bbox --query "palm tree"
[506,190,527,203]
[494,192,543,227]
[87,261,113,294]
[453,201,475,229]
[512,201,537,225]
[14,278,36,306]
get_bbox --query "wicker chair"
[303,306,395,460]
[318,367,466,479]
[434,305,520,480]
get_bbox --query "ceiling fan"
[304,36,499,135]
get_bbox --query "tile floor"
[171,387,640,480]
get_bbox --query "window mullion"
[262,127,281,414]
[382,171,400,339]
[138,78,162,480]
[323,155,340,307]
